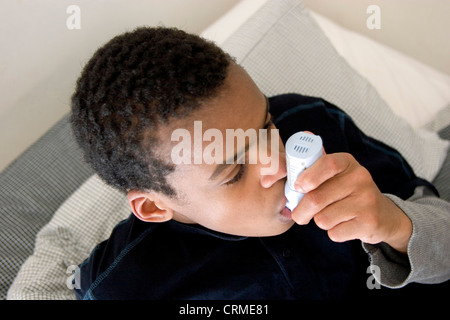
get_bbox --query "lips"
[278,196,292,220]
[280,206,292,220]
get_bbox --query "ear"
[127,190,174,223]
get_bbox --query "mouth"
[279,197,292,221]
[280,206,292,220]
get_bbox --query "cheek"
[226,182,276,219]
[171,166,285,230]
[193,190,257,226]
[175,187,233,223]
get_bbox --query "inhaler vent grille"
[293,145,309,154]
[292,135,317,154]
[298,135,314,142]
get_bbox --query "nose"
[260,150,287,188]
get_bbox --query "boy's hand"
[291,152,412,254]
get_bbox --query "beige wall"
[0,0,240,172]
[303,0,450,75]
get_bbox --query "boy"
[71,27,450,299]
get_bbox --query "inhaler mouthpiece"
[284,132,323,211]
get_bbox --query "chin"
[253,220,295,237]
[249,199,295,237]
[224,220,295,238]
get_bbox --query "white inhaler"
[284,132,323,211]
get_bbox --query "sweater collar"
[168,220,248,241]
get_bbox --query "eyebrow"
[208,95,270,181]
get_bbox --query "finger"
[291,171,355,225]
[294,153,353,193]
[327,218,361,243]
[323,197,383,244]
[313,197,358,231]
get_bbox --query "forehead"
[195,64,265,131]
[156,64,267,178]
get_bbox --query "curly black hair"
[71,27,232,196]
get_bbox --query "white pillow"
[309,11,450,130]
[7,175,129,300]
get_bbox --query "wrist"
[384,200,413,254]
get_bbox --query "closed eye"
[223,164,246,186]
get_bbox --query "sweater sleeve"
[362,186,450,288]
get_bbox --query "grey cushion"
[6,174,129,300]
[0,114,93,299]
[434,125,450,202]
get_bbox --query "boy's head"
[71,27,293,237]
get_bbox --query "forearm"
[362,187,450,288]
